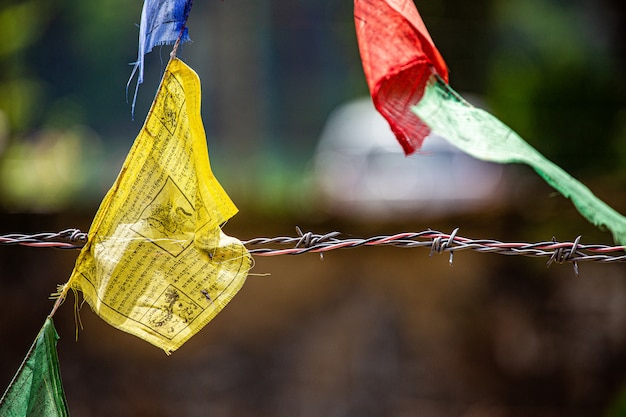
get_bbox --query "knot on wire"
[294,226,340,249]
[60,229,88,244]
[429,228,459,266]
[546,235,581,277]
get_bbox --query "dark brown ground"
[1,190,625,416]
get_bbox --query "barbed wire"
[1,228,625,273]
[0,229,87,249]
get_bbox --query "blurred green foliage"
[0,0,139,134]
[0,0,623,212]
[0,1,49,132]
[0,0,140,210]
[487,0,624,175]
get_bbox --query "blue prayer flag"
[128,0,193,117]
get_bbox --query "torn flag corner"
[354,0,448,154]
[128,0,194,117]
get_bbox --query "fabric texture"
[68,58,251,353]
[413,77,626,244]
[0,318,69,417]
[354,0,448,154]
[128,0,193,117]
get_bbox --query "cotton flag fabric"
[0,318,69,417]
[354,0,448,155]
[413,78,626,244]
[128,0,193,116]
[66,57,251,353]
[354,0,626,244]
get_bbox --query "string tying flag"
[354,0,626,245]
[0,318,69,417]
[64,57,251,353]
[127,0,193,118]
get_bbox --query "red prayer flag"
[354,0,448,154]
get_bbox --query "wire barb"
[546,235,582,277]
[0,229,625,266]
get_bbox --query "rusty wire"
[1,228,625,270]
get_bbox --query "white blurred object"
[312,97,505,219]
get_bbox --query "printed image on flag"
[67,58,251,354]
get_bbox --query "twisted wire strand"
[0,229,87,249]
[243,230,626,265]
[1,228,625,265]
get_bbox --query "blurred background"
[1,0,626,416]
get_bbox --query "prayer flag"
[354,0,448,154]
[354,0,626,244]
[67,58,251,353]
[128,0,193,116]
[413,77,626,244]
[0,318,69,417]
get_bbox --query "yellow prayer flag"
[65,58,251,353]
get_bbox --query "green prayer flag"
[0,318,70,417]
[413,76,626,245]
